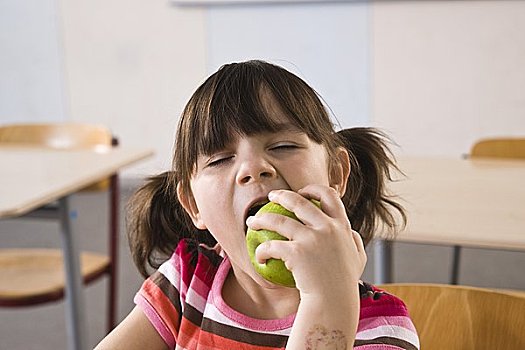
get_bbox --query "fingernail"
[268,191,276,201]
[246,216,254,225]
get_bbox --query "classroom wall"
[371,0,525,157]
[0,0,67,123]
[57,1,370,175]
[58,0,208,174]
[2,1,525,175]
[206,2,370,128]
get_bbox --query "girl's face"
[177,93,346,288]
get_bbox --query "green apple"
[246,200,320,288]
[246,202,297,287]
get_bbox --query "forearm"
[286,285,361,350]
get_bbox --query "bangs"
[196,82,296,157]
[175,60,336,186]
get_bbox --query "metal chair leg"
[374,240,393,284]
[451,245,461,285]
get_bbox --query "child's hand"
[248,185,367,297]
[248,185,366,348]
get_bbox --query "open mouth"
[247,202,267,218]
[244,201,269,233]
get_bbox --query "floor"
[1,178,524,349]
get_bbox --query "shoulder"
[356,282,420,350]
[157,238,223,291]
[136,239,223,308]
[359,282,410,318]
[133,239,224,347]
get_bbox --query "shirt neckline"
[210,256,296,331]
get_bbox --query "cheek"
[190,175,220,203]
[193,189,217,215]
[305,153,331,185]
[192,186,230,223]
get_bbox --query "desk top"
[0,146,154,218]
[389,156,525,251]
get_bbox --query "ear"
[176,182,207,230]
[329,147,351,197]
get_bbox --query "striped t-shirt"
[134,239,420,349]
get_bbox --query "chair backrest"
[0,123,113,151]
[378,283,525,350]
[471,138,525,159]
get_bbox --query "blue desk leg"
[373,240,393,284]
[59,197,87,350]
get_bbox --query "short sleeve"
[134,241,192,348]
[354,286,420,350]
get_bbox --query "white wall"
[1,1,370,177]
[206,2,370,128]
[58,0,208,175]
[0,0,67,123]
[371,1,525,157]
[58,1,370,176]
[2,1,525,175]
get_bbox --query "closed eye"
[206,155,233,168]
[270,143,299,151]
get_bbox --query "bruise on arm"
[305,324,347,350]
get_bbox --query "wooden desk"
[0,146,153,350]
[375,156,525,283]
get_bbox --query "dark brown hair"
[127,60,405,277]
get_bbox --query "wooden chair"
[450,137,525,284]
[379,283,525,350]
[0,123,119,334]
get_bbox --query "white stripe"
[357,324,420,348]
[158,260,187,313]
[203,302,291,336]
[185,288,207,313]
[158,259,182,291]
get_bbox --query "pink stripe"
[358,315,417,333]
[356,345,408,350]
[210,257,295,331]
[134,294,175,348]
[189,272,213,300]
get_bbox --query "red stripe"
[194,254,219,286]
[360,294,409,320]
[177,241,197,292]
[141,279,180,337]
[177,319,204,349]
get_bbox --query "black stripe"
[151,271,182,316]
[354,336,418,350]
[198,244,224,268]
[201,317,289,348]
[183,302,204,327]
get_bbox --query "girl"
[95,60,419,349]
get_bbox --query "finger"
[255,239,291,265]
[297,184,347,220]
[267,189,325,226]
[247,212,305,241]
[352,230,365,253]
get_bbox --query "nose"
[236,156,277,185]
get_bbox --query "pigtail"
[336,128,406,246]
[126,172,215,277]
